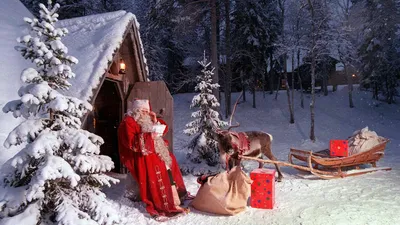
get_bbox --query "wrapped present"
[330,140,349,157]
[250,168,275,209]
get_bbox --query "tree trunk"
[387,77,395,104]
[323,73,328,96]
[279,0,293,123]
[210,0,219,103]
[345,64,354,108]
[387,78,394,104]
[308,0,316,142]
[224,0,232,118]
[241,71,246,102]
[276,0,285,101]
[216,0,220,56]
[297,49,304,108]
[263,70,266,98]
[384,77,393,104]
[283,56,294,123]
[269,55,274,94]
[275,73,280,100]
[373,82,378,100]
[252,76,256,108]
[310,58,316,142]
[291,50,295,112]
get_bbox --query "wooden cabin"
[0,2,174,173]
[56,11,175,173]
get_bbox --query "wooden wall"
[127,81,174,152]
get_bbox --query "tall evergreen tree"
[0,2,120,224]
[232,0,281,108]
[134,0,188,90]
[359,0,400,103]
[184,54,227,166]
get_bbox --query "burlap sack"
[190,166,252,215]
[348,127,381,155]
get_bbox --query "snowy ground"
[102,85,400,225]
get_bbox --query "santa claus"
[118,99,191,221]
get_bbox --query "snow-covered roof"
[335,62,345,71]
[59,10,148,102]
[0,0,34,164]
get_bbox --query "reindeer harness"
[229,132,250,155]
[221,131,250,170]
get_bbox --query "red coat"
[118,115,187,217]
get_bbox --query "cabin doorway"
[94,79,123,173]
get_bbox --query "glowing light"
[119,59,126,74]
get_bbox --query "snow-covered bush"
[184,54,227,166]
[0,2,120,224]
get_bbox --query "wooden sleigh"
[240,137,391,180]
[287,137,391,179]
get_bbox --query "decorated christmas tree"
[0,1,120,224]
[184,53,227,166]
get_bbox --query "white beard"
[137,114,172,167]
[137,113,153,132]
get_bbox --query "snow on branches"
[0,1,120,224]
[16,2,77,90]
[184,53,227,166]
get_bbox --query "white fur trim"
[267,133,273,141]
[132,99,150,111]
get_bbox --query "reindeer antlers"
[227,122,240,131]
[228,91,243,126]
[225,91,243,131]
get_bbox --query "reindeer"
[214,93,284,182]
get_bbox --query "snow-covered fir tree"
[184,54,227,166]
[358,0,400,104]
[231,0,281,108]
[0,2,120,224]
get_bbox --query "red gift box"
[330,140,349,157]
[250,168,275,209]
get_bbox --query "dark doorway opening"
[94,80,122,173]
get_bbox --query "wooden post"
[49,108,54,121]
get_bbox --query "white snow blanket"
[348,127,381,155]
